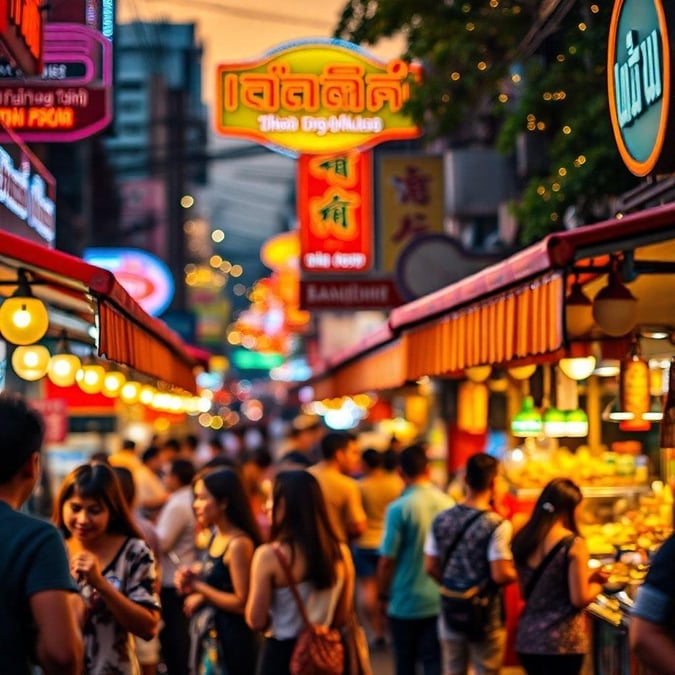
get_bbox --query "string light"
[466,22,475,31]
[451,72,461,81]
[578,23,587,31]
[498,94,508,103]
[562,125,572,134]
[552,183,561,192]
[558,168,567,176]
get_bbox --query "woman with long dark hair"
[54,463,161,674]
[511,478,607,675]
[246,470,355,675]
[175,467,262,675]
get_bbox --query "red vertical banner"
[298,151,373,274]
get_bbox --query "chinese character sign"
[216,39,422,155]
[298,150,372,274]
[379,155,444,272]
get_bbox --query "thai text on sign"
[614,28,662,128]
[216,39,422,155]
[298,151,373,274]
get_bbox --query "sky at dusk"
[118,0,404,106]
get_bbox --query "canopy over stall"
[310,203,675,396]
[0,229,198,393]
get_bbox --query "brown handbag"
[273,545,345,675]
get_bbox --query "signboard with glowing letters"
[0,127,56,246]
[0,23,112,141]
[298,151,372,274]
[0,0,43,76]
[608,0,675,176]
[216,39,422,155]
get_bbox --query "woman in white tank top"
[246,470,355,675]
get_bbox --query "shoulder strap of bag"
[272,544,312,629]
[524,534,575,600]
[440,509,487,574]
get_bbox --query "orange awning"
[310,324,407,398]
[309,203,675,398]
[0,229,198,393]
[402,273,564,381]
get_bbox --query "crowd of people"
[0,392,673,675]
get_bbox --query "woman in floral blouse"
[54,463,161,674]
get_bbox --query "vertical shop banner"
[298,150,372,274]
[378,155,444,272]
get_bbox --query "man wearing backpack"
[424,453,516,675]
[377,443,454,675]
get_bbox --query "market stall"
[305,203,675,670]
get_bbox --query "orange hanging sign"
[298,150,372,274]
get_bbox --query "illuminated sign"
[0,23,112,142]
[83,248,175,317]
[0,129,56,246]
[0,0,43,75]
[608,0,674,175]
[298,151,372,274]
[378,155,444,273]
[216,38,422,155]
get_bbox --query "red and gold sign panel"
[298,150,372,274]
[215,39,422,155]
[378,155,445,273]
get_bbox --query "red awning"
[390,203,675,330]
[309,203,675,397]
[0,229,198,393]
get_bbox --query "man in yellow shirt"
[309,431,367,543]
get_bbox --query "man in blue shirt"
[630,532,675,673]
[377,443,454,675]
[0,393,83,674]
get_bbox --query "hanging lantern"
[11,345,50,381]
[465,365,492,383]
[620,338,650,422]
[592,268,638,337]
[101,369,127,398]
[511,396,543,437]
[47,334,81,387]
[120,381,142,404]
[565,409,589,437]
[565,280,594,337]
[559,356,596,381]
[508,364,537,380]
[543,406,567,437]
[0,270,50,345]
[76,353,106,395]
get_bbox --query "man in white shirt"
[155,459,197,675]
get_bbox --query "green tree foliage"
[335,0,639,243]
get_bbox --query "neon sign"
[216,39,422,155]
[608,0,674,176]
[0,23,112,142]
[83,248,175,317]
[0,0,43,75]
[0,131,56,246]
[298,151,372,273]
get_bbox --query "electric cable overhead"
[142,0,333,29]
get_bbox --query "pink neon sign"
[0,23,112,142]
